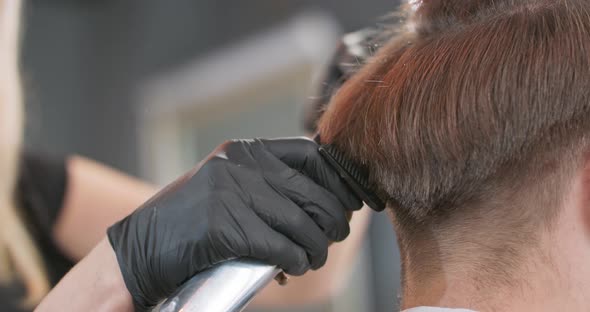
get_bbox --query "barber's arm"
[51,154,370,306]
[35,239,133,311]
[52,156,156,261]
[42,138,364,310]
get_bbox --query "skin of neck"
[398,171,590,312]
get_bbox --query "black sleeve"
[16,151,74,285]
[16,152,68,235]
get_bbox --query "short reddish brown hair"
[318,0,590,281]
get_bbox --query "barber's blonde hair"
[0,0,50,306]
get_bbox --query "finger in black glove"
[107,137,363,310]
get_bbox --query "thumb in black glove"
[107,137,363,310]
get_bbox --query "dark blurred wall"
[22,0,401,173]
[21,1,401,311]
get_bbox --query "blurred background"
[21,0,402,311]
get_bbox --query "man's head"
[319,0,590,309]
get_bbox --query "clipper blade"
[318,144,386,212]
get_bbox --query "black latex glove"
[107,137,363,311]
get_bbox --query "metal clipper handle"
[154,259,281,312]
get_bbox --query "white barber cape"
[403,308,476,312]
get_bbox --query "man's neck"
[402,272,581,311]
[397,170,590,311]
[401,244,586,311]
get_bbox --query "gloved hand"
[107,137,363,311]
